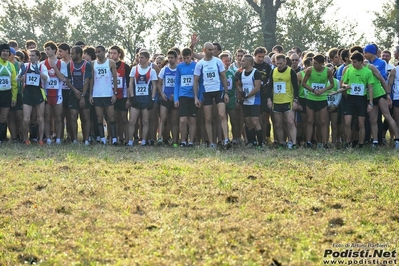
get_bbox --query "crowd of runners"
[1,34,399,150]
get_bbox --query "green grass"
[0,143,398,265]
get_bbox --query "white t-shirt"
[194,57,224,92]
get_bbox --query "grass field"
[0,142,398,265]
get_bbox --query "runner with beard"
[67,46,92,145]
[109,45,131,144]
[89,45,118,145]
[253,47,272,144]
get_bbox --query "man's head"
[156,55,164,67]
[44,41,58,57]
[253,46,267,64]
[272,45,284,54]
[167,49,178,66]
[350,51,364,69]
[139,51,150,66]
[312,54,325,70]
[15,50,25,62]
[75,41,85,49]
[363,44,377,60]
[29,49,41,63]
[219,52,231,68]
[292,46,302,57]
[381,50,391,64]
[83,46,96,61]
[212,42,222,57]
[290,53,300,69]
[58,43,70,59]
[241,54,254,70]
[25,40,37,50]
[303,57,313,68]
[8,40,18,50]
[203,42,214,58]
[340,49,350,64]
[328,48,340,66]
[275,54,286,70]
[95,45,106,60]
[109,45,124,62]
[287,50,296,57]
[70,46,83,62]
[235,49,246,64]
[181,47,192,64]
[349,45,363,54]
[0,43,10,61]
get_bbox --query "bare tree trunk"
[246,0,284,51]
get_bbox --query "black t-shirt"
[253,62,272,95]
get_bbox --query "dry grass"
[0,143,398,265]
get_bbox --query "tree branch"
[245,0,261,14]
[274,0,283,14]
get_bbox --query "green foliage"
[69,0,155,62]
[0,0,70,48]
[184,0,263,53]
[373,0,399,49]
[152,3,184,53]
[276,0,364,53]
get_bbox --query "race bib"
[274,82,286,94]
[0,76,11,90]
[243,84,252,94]
[97,68,107,76]
[180,75,194,87]
[61,80,69,90]
[311,83,325,91]
[135,83,149,96]
[204,70,216,81]
[47,77,59,89]
[227,77,233,90]
[112,77,123,88]
[165,75,175,87]
[327,95,335,103]
[181,75,193,87]
[350,83,365,96]
[26,73,40,86]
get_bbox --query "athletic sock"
[256,129,263,146]
[109,122,117,138]
[245,126,250,143]
[0,123,6,141]
[97,123,105,138]
[30,124,38,140]
[249,128,256,144]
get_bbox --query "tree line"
[0,0,395,60]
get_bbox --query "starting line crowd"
[1,35,399,150]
